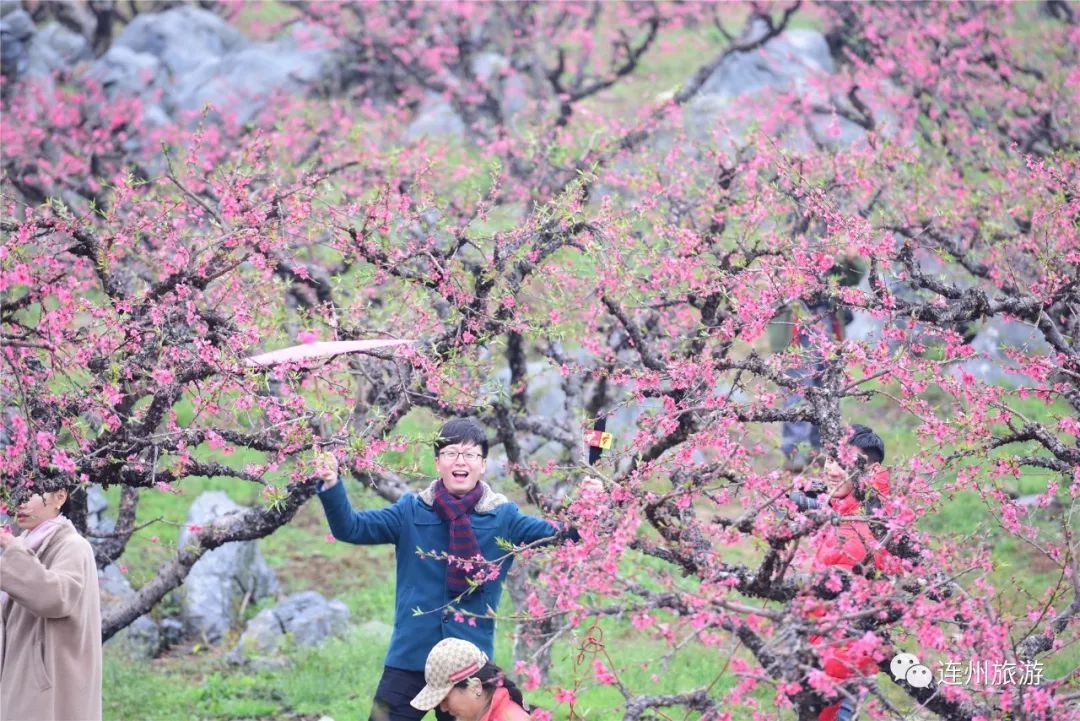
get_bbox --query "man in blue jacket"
[314,418,600,721]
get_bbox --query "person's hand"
[0,525,14,549]
[577,476,605,496]
[313,451,340,490]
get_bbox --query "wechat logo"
[891,652,932,689]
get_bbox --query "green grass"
[105,622,391,720]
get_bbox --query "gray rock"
[982,317,1050,355]
[85,485,115,559]
[88,45,165,98]
[169,34,338,124]
[485,350,663,477]
[0,9,35,79]
[952,318,1049,386]
[179,491,278,643]
[698,24,834,99]
[405,52,523,141]
[86,485,108,524]
[842,309,885,345]
[229,591,349,664]
[113,6,244,78]
[159,617,185,648]
[26,21,91,78]
[99,564,160,658]
[93,8,338,128]
[405,93,466,141]
[685,22,866,153]
[471,51,526,117]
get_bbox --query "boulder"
[112,6,244,78]
[952,318,1050,386]
[87,44,167,106]
[685,19,866,152]
[86,485,111,532]
[159,617,185,649]
[169,26,339,125]
[97,7,338,126]
[698,22,835,99]
[0,10,35,79]
[405,51,523,141]
[229,591,350,665]
[25,22,91,79]
[178,491,278,643]
[99,564,160,658]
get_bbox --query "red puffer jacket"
[811,469,893,720]
[813,469,893,574]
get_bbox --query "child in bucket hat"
[411,639,531,721]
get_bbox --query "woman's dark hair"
[454,662,526,708]
[57,487,74,516]
[434,418,489,458]
[849,424,885,465]
[58,484,84,520]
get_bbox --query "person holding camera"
[789,424,893,721]
[0,485,102,721]
[789,425,892,574]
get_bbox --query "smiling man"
[314,418,599,721]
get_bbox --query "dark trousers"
[370,666,454,721]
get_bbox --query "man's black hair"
[849,424,885,465]
[434,418,489,458]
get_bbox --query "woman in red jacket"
[411,638,531,721]
[790,425,891,721]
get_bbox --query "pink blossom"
[553,689,577,705]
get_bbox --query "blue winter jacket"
[317,479,567,671]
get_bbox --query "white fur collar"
[418,479,508,513]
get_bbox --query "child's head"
[434,418,489,496]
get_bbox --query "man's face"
[435,442,487,496]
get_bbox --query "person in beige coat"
[1,486,102,721]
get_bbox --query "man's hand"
[313,451,340,490]
[0,525,14,549]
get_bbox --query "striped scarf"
[432,480,485,596]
